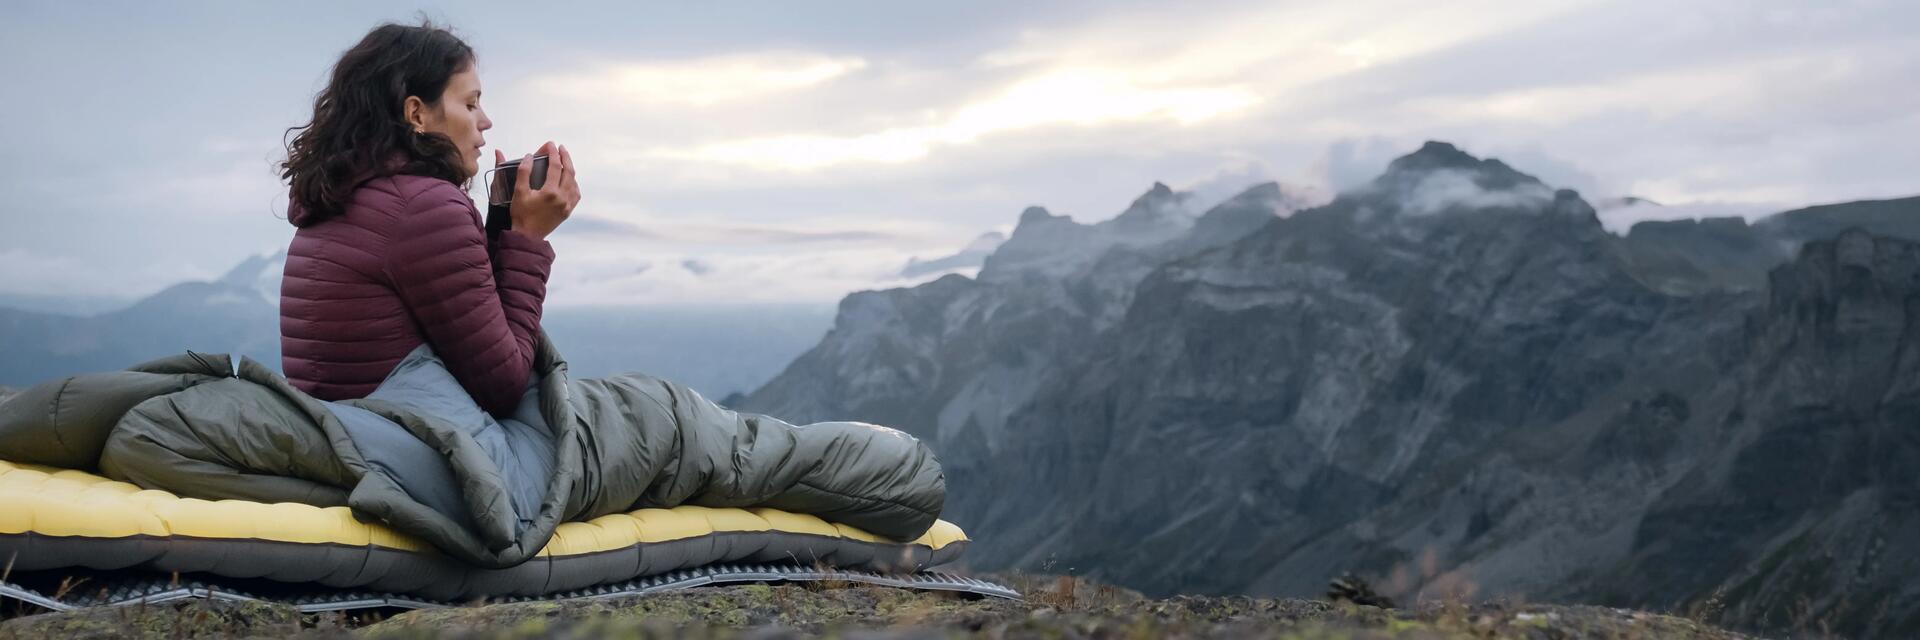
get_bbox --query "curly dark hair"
[280,20,475,226]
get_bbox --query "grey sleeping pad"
[0,331,946,569]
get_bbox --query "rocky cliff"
[1601,230,1920,630]
[742,141,1920,636]
[1615,195,1920,295]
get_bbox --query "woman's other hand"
[494,141,581,242]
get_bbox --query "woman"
[278,21,581,416]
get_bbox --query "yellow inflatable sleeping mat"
[0,461,970,601]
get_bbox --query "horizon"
[3,1,1916,307]
[5,143,1910,317]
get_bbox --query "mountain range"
[0,253,832,401]
[739,141,1920,637]
[0,254,283,385]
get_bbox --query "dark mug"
[483,155,549,243]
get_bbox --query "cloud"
[0,248,214,299]
[82,157,289,224]
[545,243,932,306]
[554,204,949,246]
[1378,46,1901,131]
[901,230,1006,278]
[566,215,899,244]
[531,52,868,107]
[720,226,901,244]
[1322,137,1409,193]
[1397,169,1557,217]
[537,211,974,306]
[1482,147,1603,196]
[558,215,662,239]
[641,68,1260,171]
[975,1,1587,86]
[1276,8,1920,206]
[1594,199,1784,235]
[5,1,1918,306]
[1173,158,1297,213]
[618,1,1593,175]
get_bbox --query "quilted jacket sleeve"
[383,181,555,416]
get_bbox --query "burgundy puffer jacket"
[280,167,555,416]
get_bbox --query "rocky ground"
[0,576,1757,639]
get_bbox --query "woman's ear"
[402,95,428,132]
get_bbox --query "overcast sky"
[2,0,1915,307]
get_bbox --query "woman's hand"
[494,141,581,242]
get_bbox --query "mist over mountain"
[740,141,1920,637]
[0,271,282,384]
[541,304,833,399]
[900,231,1007,279]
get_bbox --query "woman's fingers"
[494,149,506,166]
[533,141,560,192]
[550,143,572,194]
[514,153,534,194]
[560,145,580,208]
[537,141,556,169]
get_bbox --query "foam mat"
[0,563,1020,614]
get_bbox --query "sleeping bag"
[0,332,957,600]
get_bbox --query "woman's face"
[408,66,491,179]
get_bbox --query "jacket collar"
[286,150,410,226]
